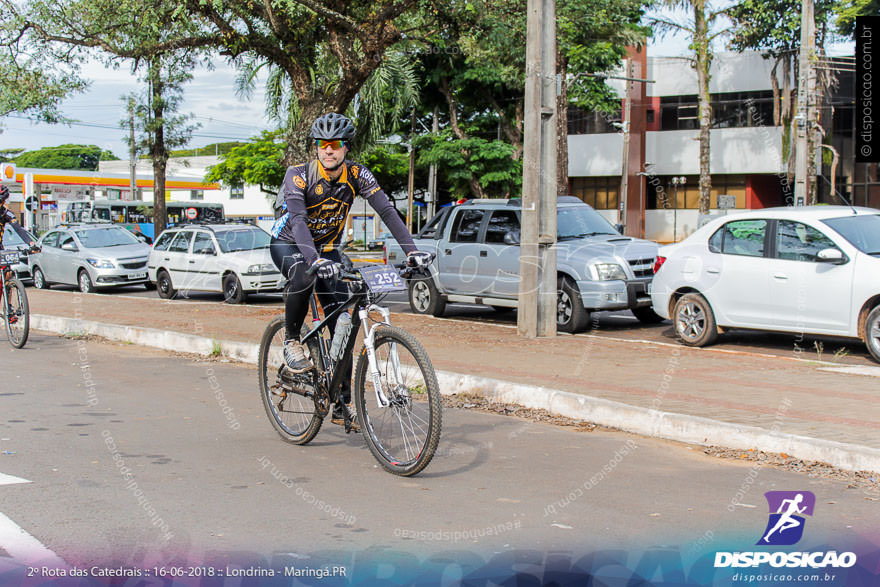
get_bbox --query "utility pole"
[427,107,439,219]
[406,112,416,233]
[518,0,558,338]
[793,0,815,206]
[128,98,138,201]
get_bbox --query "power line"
[3,114,257,142]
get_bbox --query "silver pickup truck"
[385,197,661,333]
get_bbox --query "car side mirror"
[503,231,520,245]
[61,242,78,252]
[817,247,847,264]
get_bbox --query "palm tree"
[234,50,420,160]
[651,0,730,214]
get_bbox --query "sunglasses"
[316,139,346,150]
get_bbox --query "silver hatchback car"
[30,223,153,293]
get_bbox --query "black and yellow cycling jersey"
[271,159,415,264]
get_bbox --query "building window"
[570,177,620,210]
[230,184,244,199]
[567,106,621,135]
[659,91,774,130]
[190,190,204,201]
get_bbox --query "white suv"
[147,224,284,303]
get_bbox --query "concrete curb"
[32,313,880,473]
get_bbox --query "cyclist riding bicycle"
[0,186,37,251]
[269,113,431,426]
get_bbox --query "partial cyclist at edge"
[269,113,431,426]
[0,186,37,252]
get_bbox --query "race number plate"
[0,251,21,265]
[359,264,405,293]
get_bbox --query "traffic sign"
[25,196,39,212]
[185,207,198,220]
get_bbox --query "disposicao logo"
[714,490,857,569]
[758,490,815,546]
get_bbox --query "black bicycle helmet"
[310,113,356,141]
[0,185,9,204]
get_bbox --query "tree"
[836,0,880,36]
[651,0,730,214]
[557,0,649,194]
[205,131,286,197]
[0,148,24,162]
[125,54,200,236]
[729,0,839,201]
[14,144,118,169]
[5,0,206,235]
[414,0,647,199]
[0,8,87,124]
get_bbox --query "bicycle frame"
[298,275,401,409]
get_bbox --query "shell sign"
[0,163,15,182]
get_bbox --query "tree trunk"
[282,99,324,167]
[150,57,167,237]
[770,57,781,126]
[694,0,712,215]
[556,50,569,196]
[439,77,485,199]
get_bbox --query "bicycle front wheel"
[354,325,442,476]
[3,277,29,349]
[258,316,323,444]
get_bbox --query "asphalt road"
[1,333,877,576]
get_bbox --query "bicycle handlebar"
[306,252,436,281]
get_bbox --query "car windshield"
[74,227,140,248]
[2,227,34,248]
[821,214,880,256]
[214,229,271,252]
[557,206,618,240]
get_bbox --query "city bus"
[61,200,225,238]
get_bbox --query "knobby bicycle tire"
[3,277,29,349]
[354,325,442,476]
[258,316,323,444]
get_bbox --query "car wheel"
[223,273,247,304]
[408,276,446,317]
[863,305,880,363]
[156,270,177,299]
[78,270,94,294]
[557,276,591,333]
[32,266,50,290]
[631,306,665,324]
[673,293,718,347]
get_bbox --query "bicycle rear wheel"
[258,316,324,444]
[354,325,442,476]
[3,277,29,349]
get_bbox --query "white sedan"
[650,206,880,362]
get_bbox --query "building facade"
[567,51,825,242]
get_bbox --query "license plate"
[0,251,20,265]
[359,264,405,293]
[128,272,147,280]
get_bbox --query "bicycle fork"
[358,305,403,408]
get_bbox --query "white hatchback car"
[147,224,284,303]
[651,206,880,362]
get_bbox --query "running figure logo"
[757,491,816,546]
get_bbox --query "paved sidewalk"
[20,288,880,472]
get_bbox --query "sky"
[0,21,856,161]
